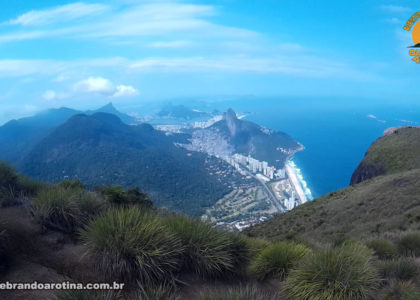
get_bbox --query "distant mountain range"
[0,103,134,162]
[15,113,238,215]
[0,104,277,216]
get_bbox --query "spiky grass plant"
[248,241,308,280]
[80,207,183,284]
[366,239,397,260]
[31,186,82,232]
[162,216,250,278]
[378,257,419,281]
[283,241,380,300]
[379,280,420,300]
[245,237,270,258]
[73,190,106,219]
[398,232,420,257]
[196,284,279,300]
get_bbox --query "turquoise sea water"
[207,98,420,198]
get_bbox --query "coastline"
[286,160,314,205]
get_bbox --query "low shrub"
[31,187,82,233]
[398,232,420,257]
[245,237,270,257]
[226,232,253,275]
[379,280,420,300]
[283,242,380,300]
[248,242,308,280]
[378,257,419,281]
[162,216,250,278]
[95,185,153,208]
[366,239,397,259]
[196,284,279,300]
[0,162,42,206]
[58,179,86,190]
[31,186,103,232]
[80,207,183,284]
[72,190,106,219]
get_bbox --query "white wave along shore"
[288,160,314,202]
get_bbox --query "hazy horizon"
[0,0,418,123]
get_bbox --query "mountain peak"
[98,102,118,113]
[223,108,239,137]
[224,108,238,121]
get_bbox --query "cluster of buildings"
[226,153,285,180]
[214,216,268,232]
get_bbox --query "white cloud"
[7,2,109,26]
[0,3,256,45]
[367,114,377,119]
[380,5,411,14]
[129,56,377,80]
[73,76,115,94]
[42,89,69,101]
[42,90,57,101]
[73,76,138,98]
[112,85,139,98]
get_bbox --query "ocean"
[207,97,420,199]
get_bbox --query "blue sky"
[0,0,417,123]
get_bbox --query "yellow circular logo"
[413,21,420,46]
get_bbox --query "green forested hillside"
[18,113,239,216]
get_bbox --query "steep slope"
[351,126,420,184]
[247,127,420,243]
[18,113,237,216]
[0,108,80,162]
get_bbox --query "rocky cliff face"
[223,108,239,137]
[350,163,386,185]
[350,126,420,185]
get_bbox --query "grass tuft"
[366,239,397,260]
[31,187,82,233]
[80,207,183,284]
[248,241,308,280]
[378,257,419,281]
[397,232,420,257]
[162,215,249,278]
[31,186,104,233]
[379,280,420,300]
[283,241,380,300]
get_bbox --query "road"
[241,169,285,213]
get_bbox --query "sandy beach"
[286,162,307,204]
